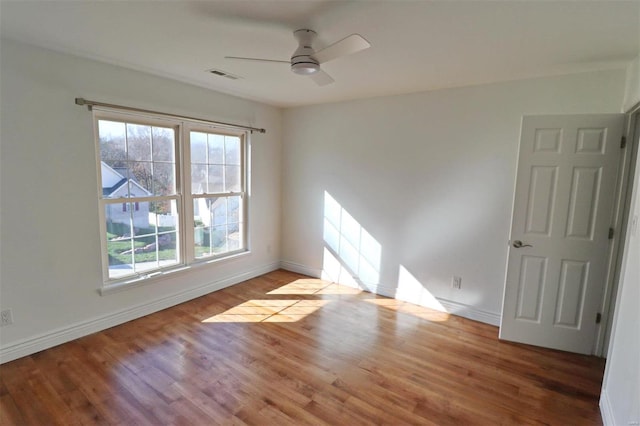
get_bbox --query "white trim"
[279,260,322,278]
[1,260,502,364]
[280,261,501,326]
[0,262,280,364]
[436,298,501,326]
[599,390,616,426]
[101,249,252,295]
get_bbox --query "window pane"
[227,196,241,223]
[158,233,178,266]
[194,226,210,258]
[225,136,241,165]
[228,223,241,251]
[212,225,228,253]
[126,124,152,161]
[105,204,132,235]
[152,127,175,162]
[101,162,130,198]
[129,162,153,195]
[104,198,180,279]
[149,200,178,232]
[191,131,207,163]
[105,203,134,279]
[153,162,176,196]
[194,198,213,258]
[207,165,224,193]
[107,238,134,279]
[191,164,206,193]
[225,165,241,192]
[208,134,224,164]
[132,205,154,237]
[193,196,244,259]
[210,197,227,226]
[133,237,158,272]
[99,121,126,162]
[99,121,176,200]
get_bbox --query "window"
[95,110,248,285]
[190,131,244,259]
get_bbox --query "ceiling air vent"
[207,68,241,80]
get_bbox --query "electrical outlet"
[452,276,462,290]
[1,309,13,326]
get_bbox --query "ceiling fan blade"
[310,69,334,86]
[313,34,371,64]
[225,56,289,64]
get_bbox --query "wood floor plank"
[0,269,605,425]
[0,393,25,426]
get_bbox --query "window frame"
[93,108,250,290]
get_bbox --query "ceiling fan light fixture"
[225,29,370,86]
[291,61,320,75]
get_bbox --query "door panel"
[500,114,624,354]
[565,166,601,239]
[553,259,588,328]
[515,255,546,321]
[525,166,558,235]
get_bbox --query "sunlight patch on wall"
[322,191,381,291]
[322,247,361,289]
[396,265,447,313]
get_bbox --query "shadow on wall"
[321,191,447,314]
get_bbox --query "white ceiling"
[1,0,638,108]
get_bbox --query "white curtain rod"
[75,98,266,134]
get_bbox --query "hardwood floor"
[0,269,605,425]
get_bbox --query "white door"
[500,114,624,354]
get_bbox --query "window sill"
[99,250,251,296]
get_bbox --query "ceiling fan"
[225,29,371,86]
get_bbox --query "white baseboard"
[279,260,322,278]
[0,262,280,364]
[599,390,615,426]
[280,261,501,326]
[436,298,501,326]
[2,260,501,363]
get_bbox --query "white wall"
[0,39,282,361]
[282,70,626,322]
[623,55,640,111]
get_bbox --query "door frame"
[597,104,640,357]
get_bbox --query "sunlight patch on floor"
[266,278,361,295]
[266,279,329,295]
[202,298,330,323]
[365,298,451,322]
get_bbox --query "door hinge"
[608,227,614,239]
[621,136,626,149]
[596,312,602,324]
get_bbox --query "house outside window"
[95,110,248,287]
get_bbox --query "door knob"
[513,240,532,248]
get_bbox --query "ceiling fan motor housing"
[291,29,320,75]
